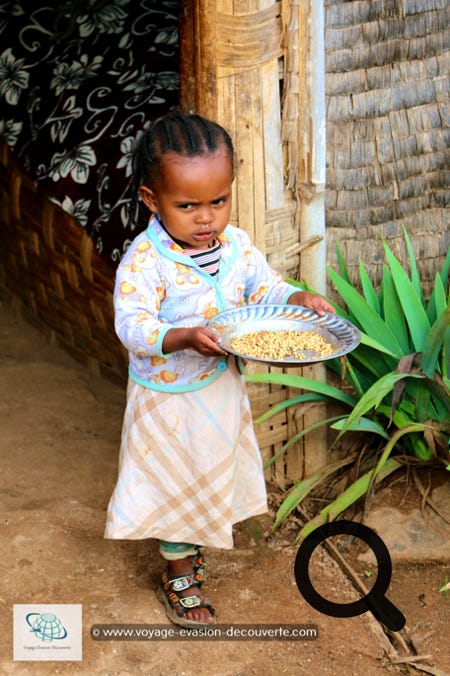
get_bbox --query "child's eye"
[178,203,194,210]
[212,197,227,206]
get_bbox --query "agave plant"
[247,228,450,541]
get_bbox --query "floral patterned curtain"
[0,0,179,264]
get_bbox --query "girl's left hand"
[288,291,335,316]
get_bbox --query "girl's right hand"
[162,326,228,356]
[185,326,228,356]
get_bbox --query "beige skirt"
[104,360,267,548]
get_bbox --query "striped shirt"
[183,239,222,278]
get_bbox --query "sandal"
[156,566,215,628]
[191,546,206,582]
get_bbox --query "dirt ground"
[0,300,449,675]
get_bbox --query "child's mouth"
[194,232,214,241]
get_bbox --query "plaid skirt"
[104,360,267,548]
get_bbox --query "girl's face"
[139,147,233,250]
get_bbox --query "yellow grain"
[230,329,333,360]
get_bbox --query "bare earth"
[0,301,448,675]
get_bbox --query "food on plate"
[229,329,333,361]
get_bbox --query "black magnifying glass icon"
[294,520,406,632]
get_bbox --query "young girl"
[105,112,334,628]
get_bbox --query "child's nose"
[196,208,213,224]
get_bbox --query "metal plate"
[207,304,360,366]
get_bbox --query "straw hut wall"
[324,0,449,298]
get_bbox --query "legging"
[159,540,199,561]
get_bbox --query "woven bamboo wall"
[180,0,316,484]
[217,0,306,485]
[181,0,300,278]
[0,142,127,384]
[324,0,449,297]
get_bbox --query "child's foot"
[157,554,215,627]
[168,557,215,624]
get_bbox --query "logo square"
[13,604,82,661]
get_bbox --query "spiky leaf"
[382,239,430,351]
[246,372,357,407]
[337,372,424,438]
[296,458,402,542]
[328,267,403,357]
[421,306,450,378]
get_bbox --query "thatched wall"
[324,0,449,297]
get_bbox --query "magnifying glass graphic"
[294,520,406,632]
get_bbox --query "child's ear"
[139,185,158,213]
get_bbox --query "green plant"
[439,576,450,599]
[247,228,450,540]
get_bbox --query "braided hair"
[129,112,234,227]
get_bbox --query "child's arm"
[162,326,227,357]
[233,228,334,314]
